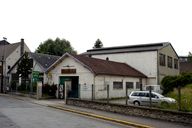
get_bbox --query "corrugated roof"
[47,53,147,78]
[84,42,170,55]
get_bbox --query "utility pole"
[1,37,6,93]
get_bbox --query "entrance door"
[59,76,79,98]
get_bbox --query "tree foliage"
[93,39,103,48]
[35,38,77,56]
[17,52,32,79]
[161,73,192,94]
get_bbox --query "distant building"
[83,42,179,85]
[0,39,30,92]
[8,52,60,87]
[179,56,192,73]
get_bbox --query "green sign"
[32,71,41,82]
[32,71,40,79]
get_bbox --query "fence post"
[178,85,181,111]
[107,85,109,104]
[92,84,94,101]
[126,84,128,105]
[149,86,152,107]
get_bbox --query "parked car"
[128,91,176,106]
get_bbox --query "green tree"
[17,52,32,89]
[188,52,192,62]
[93,39,103,48]
[35,38,77,56]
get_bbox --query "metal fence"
[78,84,192,112]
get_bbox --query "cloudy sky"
[0,0,192,55]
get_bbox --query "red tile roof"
[73,55,147,77]
[47,53,146,78]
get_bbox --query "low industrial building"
[46,53,147,99]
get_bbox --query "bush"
[161,73,192,94]
[42,83,57,97]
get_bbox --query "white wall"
[92,51,158,84]
[47,57,95,99]
[94,75,147,99]
[5,43,31,76]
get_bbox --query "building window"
[174,59,178,69]
[8,65,11,69]
[159,53,166,66]
[167,56,173,68]
[136,82,140,89]
[113,81,123,89]
[126,82,134,89]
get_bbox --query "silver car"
[128,91,176,106]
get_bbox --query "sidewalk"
[1,93,190,128]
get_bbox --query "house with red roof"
[46,53,147,99]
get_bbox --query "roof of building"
[0,40,10,45]
[180,62,192,73]
[47,53,147,78]
[8,52,60,73]
[29,52,60,71]
[83,42,170,55]
[0,42,21,59]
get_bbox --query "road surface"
[0,96,128,128]
[0,95,191,128]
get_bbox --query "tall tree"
[93,39,103,48]
[35,38,77,56]
[17,52,32,85]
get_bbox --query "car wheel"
[134,101,140,106]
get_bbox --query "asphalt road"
[0,96,128,128]
[0,95,191,128]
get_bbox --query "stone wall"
[67,98,192,124]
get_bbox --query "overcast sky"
[0,0,191,55]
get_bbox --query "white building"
[0,39,30,92]
[8,52,59,87]
[46,53,147,99]
[84,42,179,85]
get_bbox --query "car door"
[139,92,149,106]
[151,93,161,106]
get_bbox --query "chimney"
[20,38,24,56]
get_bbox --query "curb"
[48,105,153,128]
